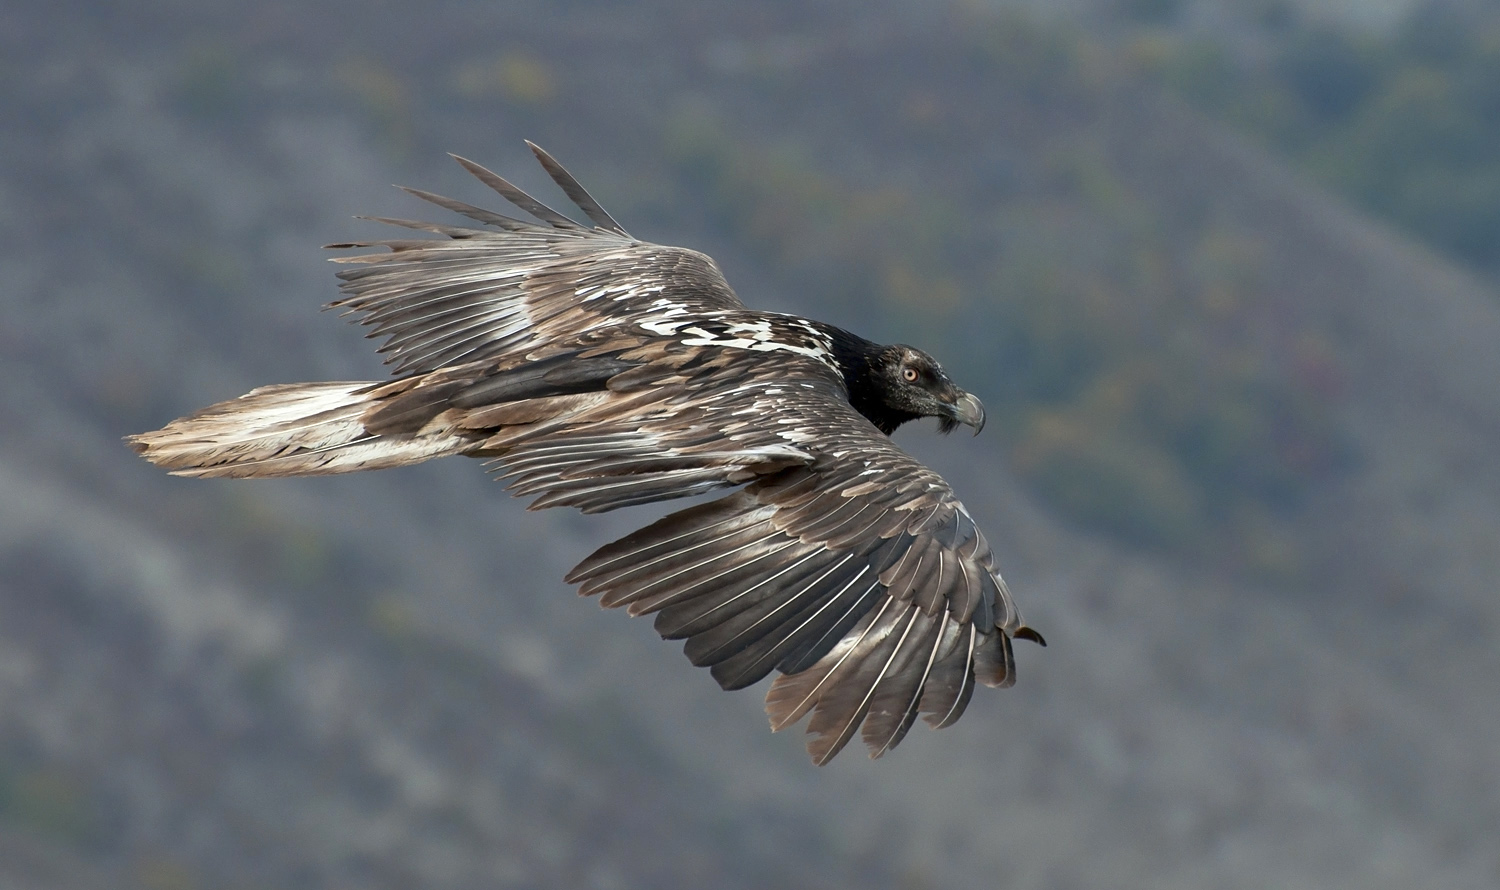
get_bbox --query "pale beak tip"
[954,391,986,435]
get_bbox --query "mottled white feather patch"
[648,315,838,367]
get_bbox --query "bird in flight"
[130,143,1044,764]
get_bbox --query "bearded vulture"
[129,143,1044,764]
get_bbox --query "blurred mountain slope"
[1123,0,1500,278]
[1,1,1496,888]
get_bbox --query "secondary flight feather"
[129,142,1044,764]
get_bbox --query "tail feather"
[127,382,478,478]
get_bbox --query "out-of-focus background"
[2,0,1498,886]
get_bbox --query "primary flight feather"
[129,142,1044,764]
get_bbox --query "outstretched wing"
[327,142,744,376]
[534,351,1042,764]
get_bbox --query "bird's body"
[130,144,1042,763]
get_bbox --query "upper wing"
[526,351,1042,764]
[326,142,744,376]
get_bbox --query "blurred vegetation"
[135,857,199,890]
[662,35,1347,575]
[1134,1,1500,276]
[450,51,558,106]
[0,763,101,847]
[171,41,248,120]
[334,56,416,158]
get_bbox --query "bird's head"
[871,345,986,436]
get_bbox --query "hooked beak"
[950,391,986,435]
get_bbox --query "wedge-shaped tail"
[127,381,480,478]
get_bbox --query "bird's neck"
[823,326,919,436]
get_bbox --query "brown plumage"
[128,143,1044,764]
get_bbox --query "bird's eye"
[902,366,919,382]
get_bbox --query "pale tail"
[127,382,478,478]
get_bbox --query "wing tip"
[1014,625,1047,647]
[523,140,630,235]
[447,151,580,229]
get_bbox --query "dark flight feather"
[526,140,629,235]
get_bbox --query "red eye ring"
[902,367,919,382]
